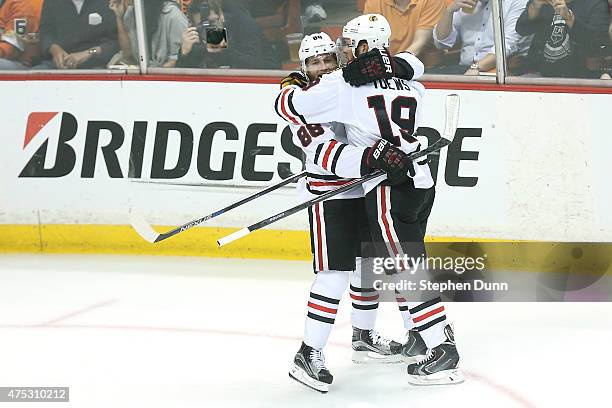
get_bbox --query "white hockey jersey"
[275,53,434,195]
[280,119,368,201]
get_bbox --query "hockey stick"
[129,170,307,243]
[131,180,298,190]
[218,94,460,247]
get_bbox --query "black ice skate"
[289,342,333,393]
[351,327,403,364]
[406,325,464,385]
[401,329,427,364]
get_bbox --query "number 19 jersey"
[276,68,435,193]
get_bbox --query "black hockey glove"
[342,47,395,87]
[362,139,416,185]
[280,72,308,89]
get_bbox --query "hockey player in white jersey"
[275,15,463,386]
[278,33,432,393]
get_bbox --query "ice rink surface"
[1,254,611,408]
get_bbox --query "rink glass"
[0,0,609,87]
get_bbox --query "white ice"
[0,254,610,408]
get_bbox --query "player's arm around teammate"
[283,33,419,394]
[281,32,449,392]
[278,16,464,386]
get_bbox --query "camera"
[196,24,228,47]
[205,28,227,46]
[195,1,228,47]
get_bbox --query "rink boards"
[1,76,611,258]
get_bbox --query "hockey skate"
[401,329,428,364]
[351,327,403,364]
[289,342,333,393]
[406,325,464,385]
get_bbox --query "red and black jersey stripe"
[273,91,285,122]
[395,291,409,312]
[320,140,338,169]
[306,172,345,180]
[307,292,339,324]
[306,177,354,195]
[286,89,307,125]
[310,292,339,305]
[330,144,346,174]
[409,297,446,332]
[313,140,350,174]
[314,144,324,164]
[349,284,379,311]
[274,88,302,125]
[305,170,354,195]
[409,297,440,314]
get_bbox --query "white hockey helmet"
[298,32,337,72]
[341,14,391,57]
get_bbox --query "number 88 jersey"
[283,119,369,201]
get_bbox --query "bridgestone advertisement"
[2,79,610,241]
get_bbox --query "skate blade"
[352,350,403,364]
[407,369,465,386]
[288,364,330,393]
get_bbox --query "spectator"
[37,0,118,69]
[432,0,531,75]
[363,0,446,56]
[516,0,609,78]
[0,0,42,70]
[177,0,279,69]
[110,0,188,68]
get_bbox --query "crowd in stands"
[0,0,610,78]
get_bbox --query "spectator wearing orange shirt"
[0,0,42,69]
[364,0,446,56]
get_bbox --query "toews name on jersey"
[372,77,412,91]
